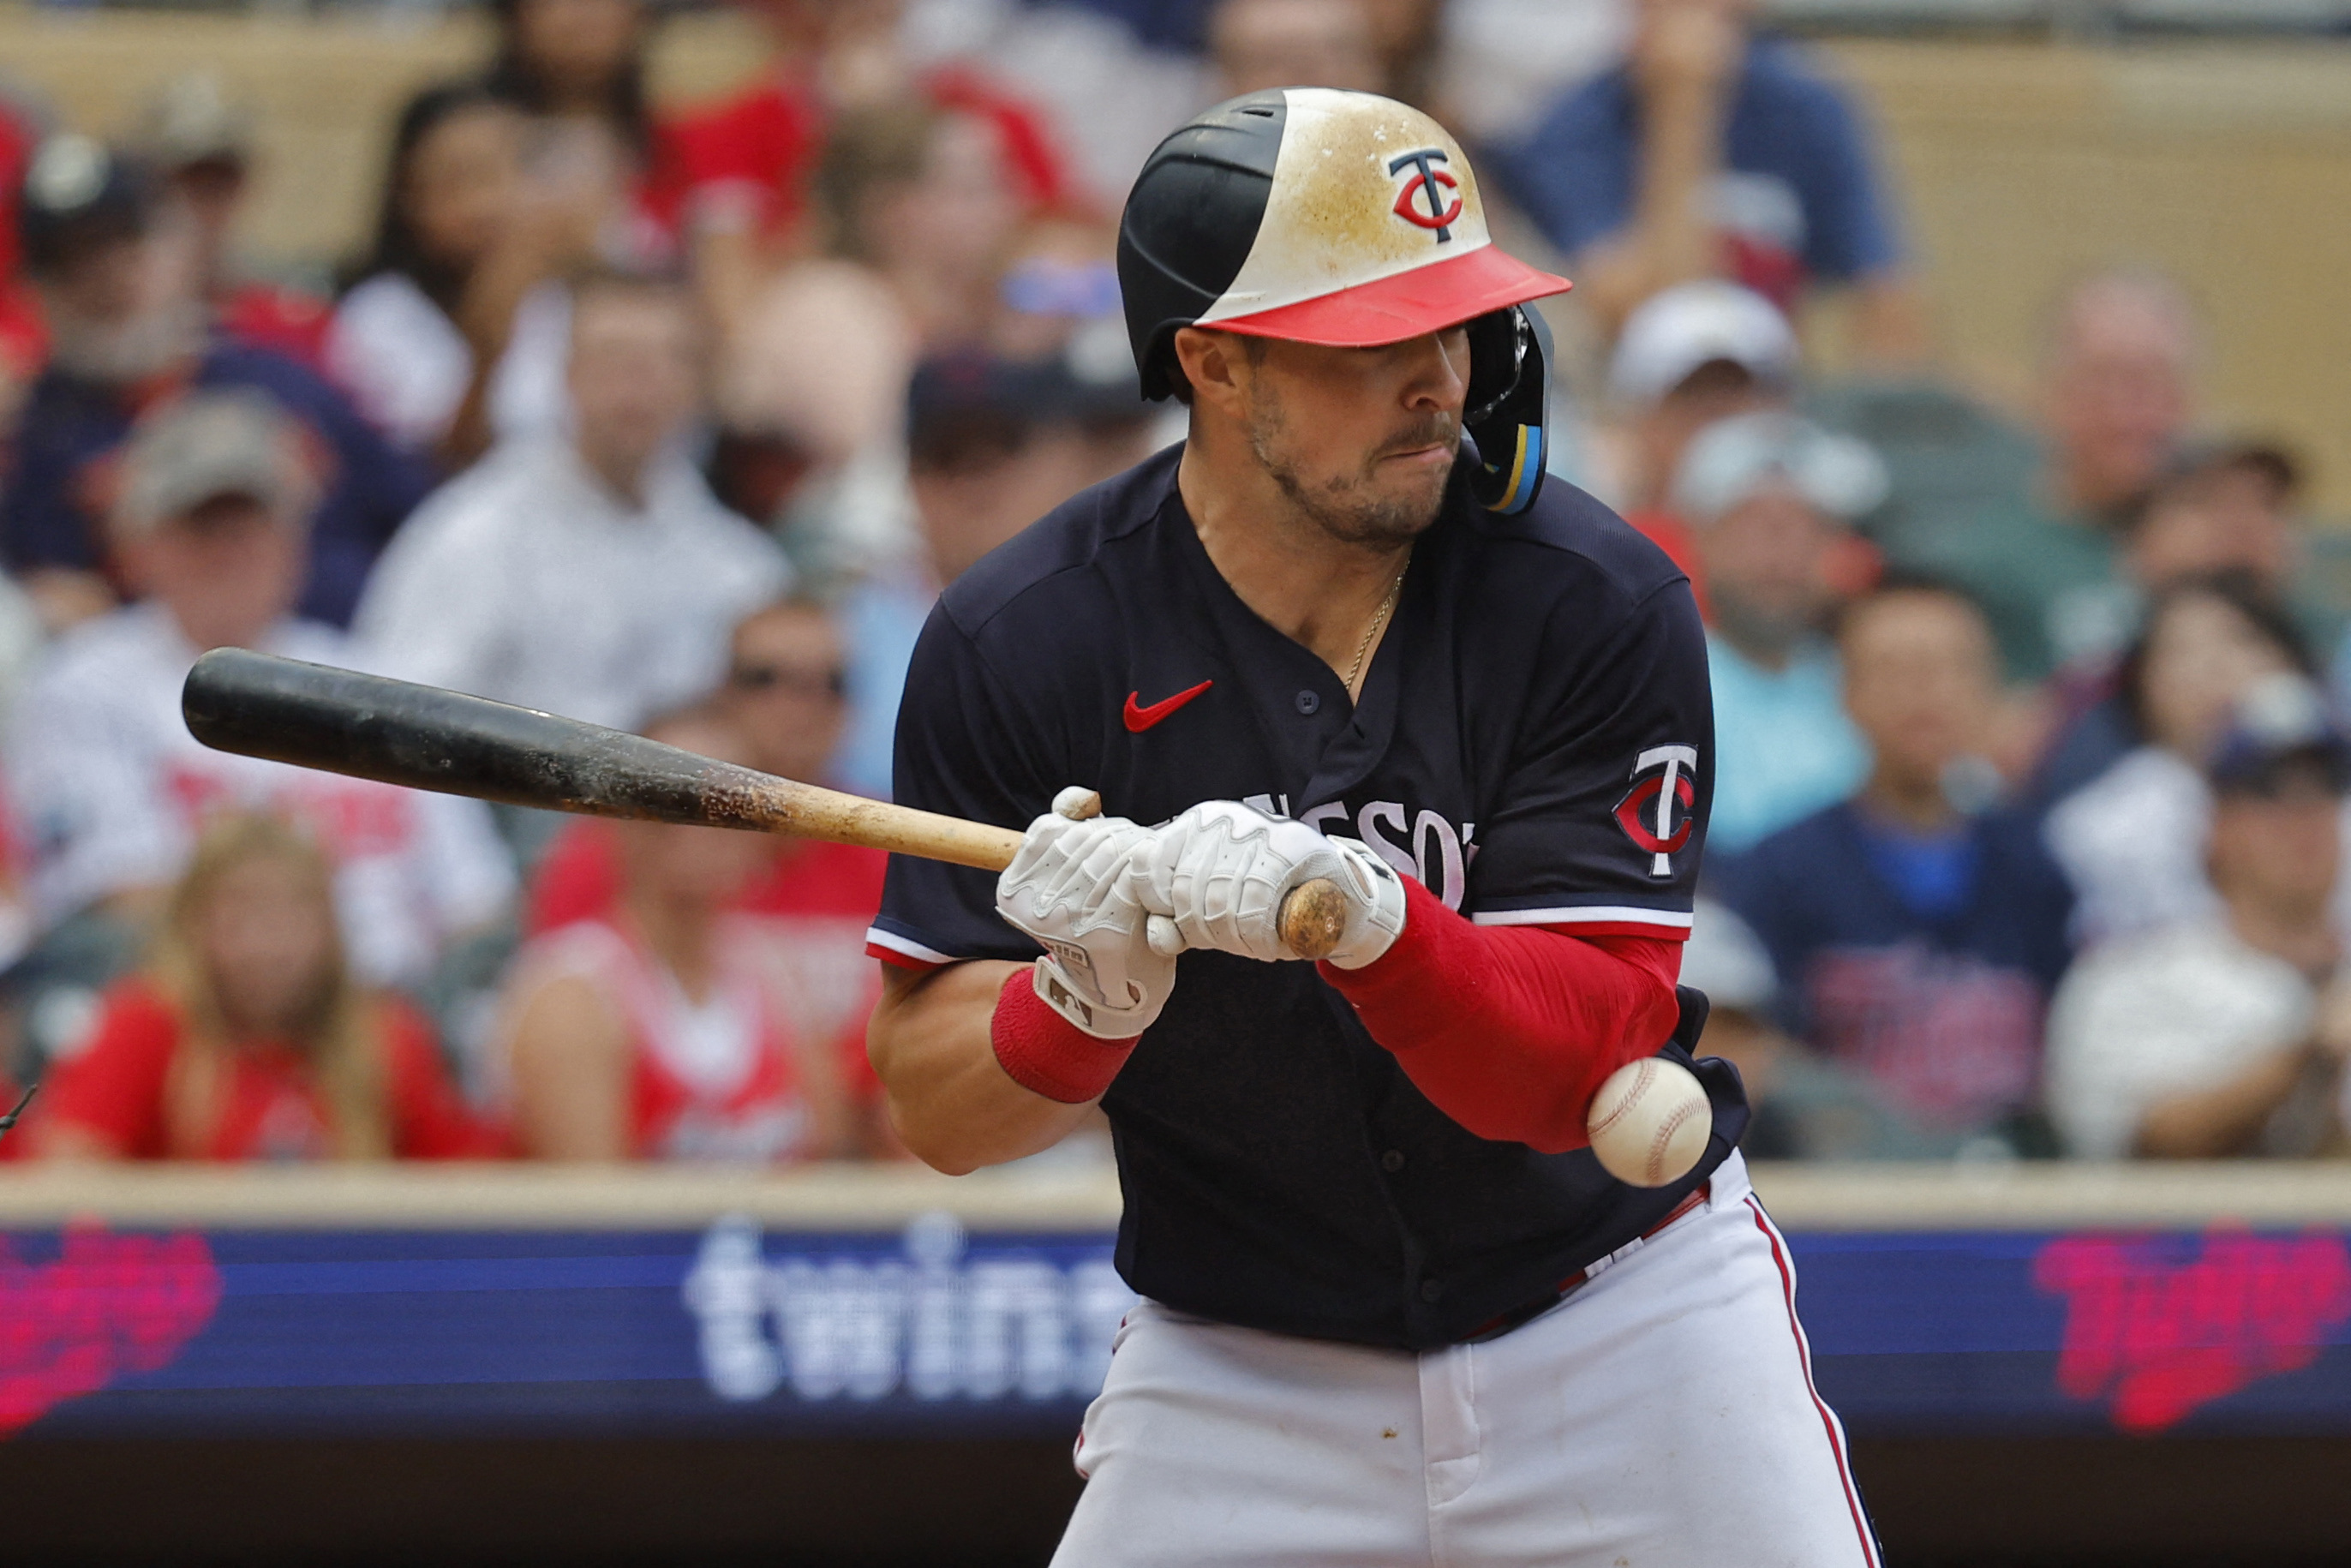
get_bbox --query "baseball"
[1587,1057,1712,1188]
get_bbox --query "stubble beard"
[1244,386,1458,548]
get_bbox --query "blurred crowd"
[0,0,2342,1167]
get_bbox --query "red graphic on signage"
[2034,1230,2351,1433]
[0,1225,222,1435]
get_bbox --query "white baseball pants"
[1051,1153,1881,1568]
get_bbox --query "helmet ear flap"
[1461,305,1552,515]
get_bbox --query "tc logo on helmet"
[1387,149,1463,242]
[1615,745,1699,877]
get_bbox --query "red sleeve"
[377,1001,503,1159]
[1319,878,1683,1155]
[39,980,182,1158]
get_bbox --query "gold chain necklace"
[1345,566,1407,696]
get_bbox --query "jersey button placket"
[1381,1149,1407,1173]
[1295,689,1320,715]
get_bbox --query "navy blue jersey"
[870,445,1744,1350]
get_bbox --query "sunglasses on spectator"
[729,662,849,700]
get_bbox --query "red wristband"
[990,967,1137,1104]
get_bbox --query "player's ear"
[1171,326,1248,418]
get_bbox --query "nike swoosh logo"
[1123,679,1213,733]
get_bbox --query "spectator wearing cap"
[1595,279,1796,598]
[1676,409,1881,852]
[1495,0,1923,359]
[1716,581,2073,1153]
[2043,580,2324,949]
[3,134,432,631]
[2045,687,2351,1158]
[354,269,788,736]
[1908,270,2200,684]
[133,73,332,369]
[832,343,1158,799]
[1683,897,1947,1160]
[5,389,514,992]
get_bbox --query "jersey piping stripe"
[1471,906,1696,930]
[864,926,957,967]
[1744,1195,1885,1568]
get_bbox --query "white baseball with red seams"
[1586,1054,1714,1188]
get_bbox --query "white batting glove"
[1138,800,1408,969]
[996,787,1180,1039]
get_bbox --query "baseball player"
[866,88,1879,1566]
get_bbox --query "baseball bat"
[179,649,1349,961]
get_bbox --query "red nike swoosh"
[1124,679,1213,733]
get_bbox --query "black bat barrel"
[181,647,769,828]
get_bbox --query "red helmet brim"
[1205,245,1570,348]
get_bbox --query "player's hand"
[1137,799,1407,969]
[996,787,1179,1039]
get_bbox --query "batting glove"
[996,787,1180,1039]
[1138,799,1408,969]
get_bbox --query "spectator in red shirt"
[31,813,492,1162]
[525,598,888,1143]
[131,74,333,370]
[497,705,862,1161]
[530,594,884,937]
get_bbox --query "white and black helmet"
[1116,87,1569,514]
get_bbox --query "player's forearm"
[867,961,1100,1175]
[1573,78,1727,332]
[2131,1044,2314,1158]
[1321,880,1682,1155]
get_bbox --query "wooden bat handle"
[180,649,1346,960]
[1275,878,1348,962]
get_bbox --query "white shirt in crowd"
[6,603,516,986]
[326,273,573,452]
[2043,921,2330,1159]
[354,437,791,732]
[2043,744,2351,947]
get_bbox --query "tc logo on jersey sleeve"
[1614,745,1699,877]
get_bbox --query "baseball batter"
[866,88,1879,1566]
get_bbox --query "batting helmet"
[1116,87,1568,514]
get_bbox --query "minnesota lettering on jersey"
[1241,793,1477,911]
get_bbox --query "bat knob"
[1277,878,1348,961]
[1146,914,1185,958]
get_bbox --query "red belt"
[1462,1181,1711,1344]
